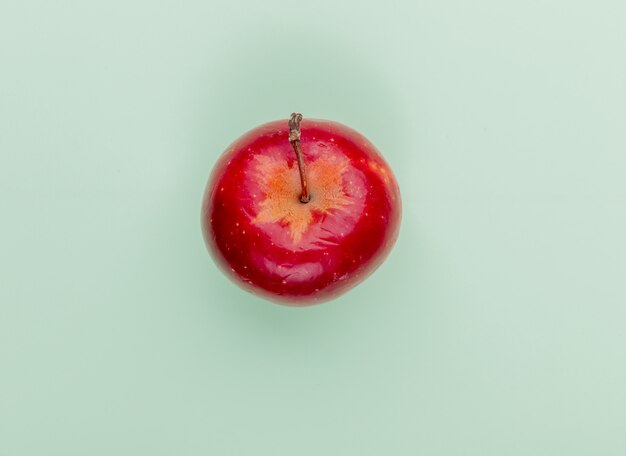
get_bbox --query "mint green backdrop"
[1,0,625,454]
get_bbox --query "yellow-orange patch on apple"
[252,154,351,243]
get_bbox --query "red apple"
[201,113,401,306]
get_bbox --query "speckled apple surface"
[1,0,626,455]
[202,119,401,305]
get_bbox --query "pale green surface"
[1,0,626,454]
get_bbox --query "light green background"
[1,0,625,454]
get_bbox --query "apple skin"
[201,118,401,306]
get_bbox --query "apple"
[201,113,401,306]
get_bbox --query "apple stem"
[289,112,311,203]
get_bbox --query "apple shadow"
[191,24,411,169]
[185,25,415,340]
